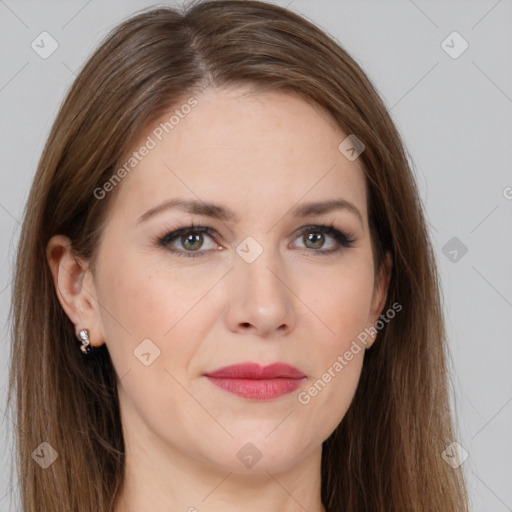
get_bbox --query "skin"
[47,86,392,512]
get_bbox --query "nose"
[223,243,297,338]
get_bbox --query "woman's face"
[72,87,390,474]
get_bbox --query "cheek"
[93,252,167,366]
[295,264,373,434]
[308,258,375,347]
[94,253,210,427]
[95,248,222,377]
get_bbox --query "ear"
[366,251,392,348]
[46,235,105,349]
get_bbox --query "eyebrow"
[137,197,364,226]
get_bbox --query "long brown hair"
[8,1,469,510]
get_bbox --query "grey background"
[1,0,511,510]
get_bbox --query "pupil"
[305,232,323,249]
[183,233,202,250]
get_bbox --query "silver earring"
[77,328,93,354]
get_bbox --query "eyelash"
[155,221,356,258]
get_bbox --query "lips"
[204,362,306,400]
[204,362,305,379]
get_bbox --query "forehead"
[108,86,368,225]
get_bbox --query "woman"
[8,0,469,510]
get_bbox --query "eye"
[291,223,356,256]
[157,222,218,258]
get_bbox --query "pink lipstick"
[204,362,306,400]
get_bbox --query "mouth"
[203,362,306,400]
